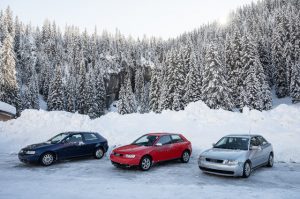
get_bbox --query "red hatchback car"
[110,133,192,171]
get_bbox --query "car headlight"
[223,160,238,165]
[25,151,36,155]
[199,156,205,161]
[124,154,136,159]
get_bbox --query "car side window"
[83,133,98,141]
[250,137,260,146]
[65,134,83,144]
[257,136,267,145]
[171,135,184,143]
[156,136,172,145]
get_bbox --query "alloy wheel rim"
[42,154,53,165]
[96,149,103,158]
[245,163,251,176]
[142,158,151,170]
[183,152,189,162]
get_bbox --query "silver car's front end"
[198,155,245,177]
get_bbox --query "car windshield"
[48,133,69,144]
[214,137,249,150]
[132,135,158,146]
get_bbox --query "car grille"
[200,167,234,175]
[205,158,224,164]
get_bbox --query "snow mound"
[0,101,300,163]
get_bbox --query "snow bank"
[0,101,300,163]
[0,101,16,115]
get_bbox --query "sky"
[0,0,257,39]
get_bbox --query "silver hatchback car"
[198,134,273,178]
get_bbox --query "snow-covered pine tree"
[183,49,202,105]
[125,73,137,113]
[271,11,289,98]
[159,51,174,111]
[149,67,161,113]
[134,66,145,106]
[65,77,75,113]
[290,59,300,103]
[85,71,98,119]
[202,42,233,110]
[0,23,21,112]
[77,59,87,114]
[139,82,150,114]
[94,70,106,117]
[171,49,186,111]
[225,27,243,108]
[47,64,64,111]
[117,72,137,114]
[117,81,127,115]
[240,34,272,111]
[21,86,31,110]
[28,67,40,109]
[284,41,294,94]
[39,54,51,100]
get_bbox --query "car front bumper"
[18,153,40,164]
[198,159,244,177]
[110,154,140,167]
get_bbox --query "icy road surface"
[0,153,299,199]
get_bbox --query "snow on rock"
[0,101,16,115]
[0,101,300,163]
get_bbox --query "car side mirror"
[155,143,162,147]
[212,143,216,147]
[250,145,261,150]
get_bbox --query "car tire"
[94,147,105,159]
[140,156,152,171]
[242,161,252,178]
[181,150,190,163]
[40,152,55,166]
[267,153,274,167]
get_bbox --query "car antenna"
[248,127,252,136]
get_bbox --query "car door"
[82,133,99,155]
[257,136,270,163]
[153,135,173,162]
[58,134,86,158]
[249,136,265,167]
[170,134,185,159]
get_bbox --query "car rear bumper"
[18,153,40,164]
[110,154,140,167]
[198,160,244,177]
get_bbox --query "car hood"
[201,148,247,160]
[114,144,149,154]
[24,142,54,150]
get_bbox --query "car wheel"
[242,161,251,178]
[94,148,105,159]
[181,150,190,163]
[40,152,54,166]
[140,156,152,171]
[267,153,274,167]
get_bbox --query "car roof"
[62,131,99,135]
[146,132,179,136]
[225,134,262,138]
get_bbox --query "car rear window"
[171,135,184,143]
[84,133,99,141]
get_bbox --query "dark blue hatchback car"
[18,132,108,166]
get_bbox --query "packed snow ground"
[0,153,299,199]
[0,101,300,198]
